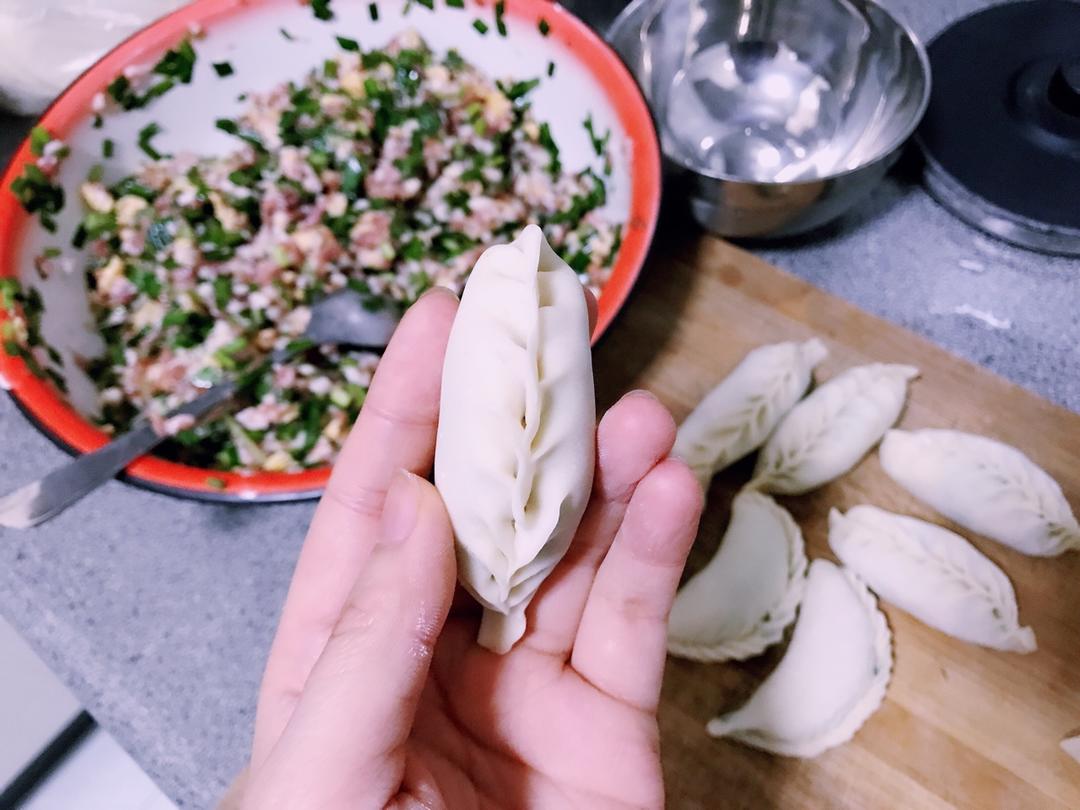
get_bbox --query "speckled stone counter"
[0,1,1076,807]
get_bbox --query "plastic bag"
[0,0,186,114]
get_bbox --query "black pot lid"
[916,0,1080,256]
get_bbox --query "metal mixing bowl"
[608,0,931,238]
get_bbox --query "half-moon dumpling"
[829,505,1036,653]
[668,490,807,662]
[879,429,1080,557]
[707,559,892,757]
[435,225,595,654]
[1062,734,1080,766]
[672,339,828,489]
[750,363,918,495]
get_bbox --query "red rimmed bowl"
[0,0,661,502]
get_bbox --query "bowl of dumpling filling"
[0,0,661,501]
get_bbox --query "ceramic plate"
[0,0,661,501]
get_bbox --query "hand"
[237,288,703,810]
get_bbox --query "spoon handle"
[0,379,240,529]
[0,291,396,528]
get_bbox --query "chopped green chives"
[368,2,379,20]
[137,122,166,160]
[11,163,65,233]
[538,18,550,36]
[102,138,115,158]
[584,113,610,157]
[29,126,51,157]
[336,35,360,51]
[212,61,235,77]
[472,18,488,34]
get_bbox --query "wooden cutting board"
[592,229,1080,809]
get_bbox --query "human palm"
[404,629,663,809]
[236,290,702,810]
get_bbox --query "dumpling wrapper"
[435,225,595,654]
[879,429,1080,557]
[668,490,806,662]
[751,363,918,495]
[1062,734,1080,766]
[829,505,1036,653]
[672,339,828,489]
[708,559,892,758]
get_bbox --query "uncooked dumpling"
[879,429,1080,557]
[708,559,892,757]
[1062,734,1080,765]
[668,490,807,662]
[829,505,1036,653]
[750,363,918,495]
[672,339,828,489]
[435,225,595,654]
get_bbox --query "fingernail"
[381,470,421,546]
[625,389,659,402]
[418,285,458,302]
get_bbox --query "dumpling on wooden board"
[672,339,828,489]
[435,225,595,654]
[708,560,892,757]
[1062,733,1080,766]
[829,505,1036,653]
[750,364,918,495]
[667,490,807,662]
[879,429,1080,557]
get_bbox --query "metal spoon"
[0,289,401,529]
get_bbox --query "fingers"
[520,390,676,658]
[570,458,702,712]
[244,473,456,809]
[584,287,598,335]
[324,287,458,512]
[251,288,458,770]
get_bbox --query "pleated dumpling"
[667,490,807,662]
[879,429,1080,557]
[751,363,918,495]
[435,225,595,654]
[829,506,1036,653]
[1062,734,1080,766]
[708,560,892,757]
[672,339,828,489]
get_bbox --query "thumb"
[244,471,456,810]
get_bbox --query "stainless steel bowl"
[608,0,931,238]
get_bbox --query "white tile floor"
[0,616,174,809]
[21,729,174,810]
[0,618,80,789]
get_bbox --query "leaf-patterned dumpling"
[750,363,918,495]
[829,505,1036,653]
[435,225,595,654]
[672,339,828,489]
[879,429,1080,557]
[668,490,807,662]
[1062,734,1080,766]
[708,560,892,757]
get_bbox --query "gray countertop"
[1,1,1077,807]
